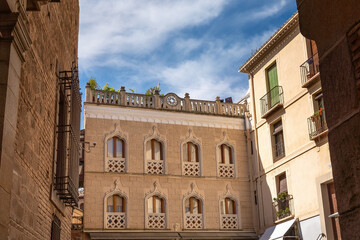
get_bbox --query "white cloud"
[249,0,288,20]
[79,0,228,65]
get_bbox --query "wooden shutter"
[122,197,126,212]
[113,137,117,157]
[195,144,199,162]
[189,197,193,214]
[221,145,225,163]
[151,139,155,160]
[187,142,191,162]
[225,198,229,214]
[232,200,236,214]
[267,64,279,107]
[159,141,163,160]
[113,195,117,212]
[153,196,156,213]
[197,199,202,214]
[122,139,125,158]
[229,146,233,164]
[161,198,165,213]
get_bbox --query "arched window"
[146,195,166,229]
[219,144,232,164]
[220,197,239,229]
[107,194,125,212]
[217,143,235,178]
[182,142,201,176]
[107,137,125,158]
[104,194,126,229]
[185,197,202,214]
[105,136,126,173]
[220,197,236,214]
[184,196,203,229]
[145,139,164,174]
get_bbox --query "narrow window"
[147,196,165,213]
[107,194,125,212]
[185,197,202,214]
[220,144,233,164]
[273,120,285,160]
[267,64,280,108]
[186,142,199,162]
[107,137,125,158]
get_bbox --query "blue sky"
[78,0,297,103]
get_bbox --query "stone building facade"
[296,1,360,240]
[83,87,257,239]
[0,0,80,239]
[239,13,337,239]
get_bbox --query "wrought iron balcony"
[260,86,284,118]
[308,108,328,140]
[300,53,320,88]
[273,193,294,222]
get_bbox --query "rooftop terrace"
[85,85,247,118]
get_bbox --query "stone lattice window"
[182,142,200,176]
[146,195,166,229]
[105,136,126,173]
[220,197,238,229]
[184,197,203,229]
[217,144,235,178]
[145,139,164,174]
[105,194,126,229]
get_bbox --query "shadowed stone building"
[0,0,80,239]
[83,86,257,239]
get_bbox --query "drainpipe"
[249,72,264,229]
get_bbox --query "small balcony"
[273,193,294,222]
[300,53,320,88]
[106,158,126,173]
[184,214,203,229]
[260,86,284,118]
[220,214,238,229]
[146,159,164,175]
[147,213,166,229]
[105,212,126,229]
[308,108,328,140]
[218,163,235,178]
[183,162,200,176]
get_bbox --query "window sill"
[273,153,285,162]
[302,72,320,88]
[274,214,295,224]
[50,187,67,216]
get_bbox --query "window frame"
[103,188,128,229]
[216,139,236,178]
[104,133,128,173]
[144,190,168,229]
[271,119,285,161]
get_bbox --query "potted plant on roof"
[273,192,291,220]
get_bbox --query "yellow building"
[82,87,257,239]
[239,13,339,240]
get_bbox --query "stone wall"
[296,1,360,239]
[0,0,79,239]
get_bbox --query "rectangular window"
[277,173,288,194]
[51,214,61,240]
[272,120,285,160]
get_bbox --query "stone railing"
[183,162,200,176]
[218,163,235,178]
[147,213,166,229]
[86,85,247,117]
[184,214,203,229]
[220,214,238,229]
[105,212,126,229]
[146,159,164,175]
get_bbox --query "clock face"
[166,95,177,106]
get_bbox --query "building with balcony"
[82,86,258,239]
[239,13,339,240]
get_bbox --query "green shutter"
[267,64,279,107]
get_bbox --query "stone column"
[154,89,161,109]
[215,96,221,114]
[120,86,126,106]
[184,93,190,111]
[85,83,92,102]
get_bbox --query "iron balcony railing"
[273,194,293,221]
[260,86,284,117]
[300,52,320,86]
[308,108,327,139]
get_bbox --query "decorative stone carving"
[143,126,166,174]
[104,180,128,229]
[144,181,167,229]
[216,131,236,178]
[183,183,204,229]
[104,122,128,173]
[219,184,240,230]
[180,129,202,176]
